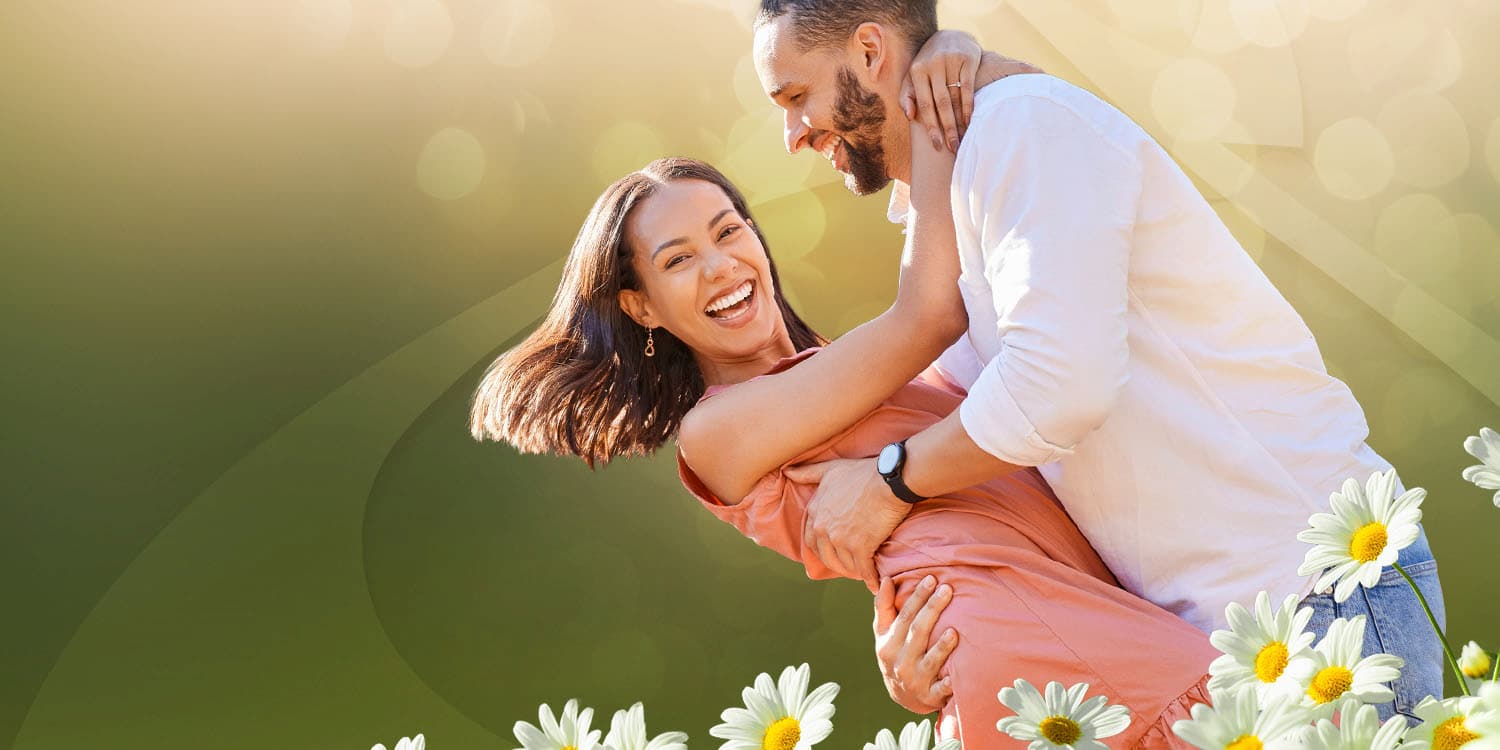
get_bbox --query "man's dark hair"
[756,0,938,54]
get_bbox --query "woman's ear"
[618,289,656,329]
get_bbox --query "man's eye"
[789,93,803,104]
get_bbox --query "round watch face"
[877,443,901,475]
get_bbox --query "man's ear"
[618,288,656,329]
[852,21,891,79]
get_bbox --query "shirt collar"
[886,179,912,226]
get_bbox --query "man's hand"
[874,575,958,714]
[784,457,912,592]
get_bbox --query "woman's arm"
[678,125,964,504]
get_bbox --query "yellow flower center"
[562,746,576,750]
[1433,715,1480,750]
[1307,665,1355,704]
[762,717,801,750]
[1226,736,1263,750]
[1254,641,1290,683]
[1039,716,1082,745]
[1349,522,1389,563]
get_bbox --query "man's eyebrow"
[652,208,737,260]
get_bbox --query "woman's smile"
[703,279,758,326]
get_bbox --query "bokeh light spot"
[1486,117,1500,186]
[1377,90,1469,189]
[1107,0,1202,35]
[751,192,826,263]
[288,0,353,55]
[1307,0,1365,20]
[734,53,769,114]
[1230,0,1310,47]
[417,128,486,200]
[481,0,554,68]
[1374,194,1461,284]
[1152,58,1237,141]
[591,122,667,185]
[384,0,453,68]
[1314,117,1393,201]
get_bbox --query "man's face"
[752,16,905,196]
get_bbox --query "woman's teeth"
[705,281,754,318]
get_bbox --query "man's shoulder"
[967,74,1141,145]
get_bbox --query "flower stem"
[1393,563,1467,696]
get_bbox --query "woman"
[469,54,1216,750]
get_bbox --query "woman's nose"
[702,248,740,281]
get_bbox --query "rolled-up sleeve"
[954,93,1141,466]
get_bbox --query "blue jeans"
[1299,527,1446,721]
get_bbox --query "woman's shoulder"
[696,346,823,403]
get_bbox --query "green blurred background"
[3,0,1498,747]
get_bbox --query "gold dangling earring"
[644,327,656,358]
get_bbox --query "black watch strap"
[879,441,927,504]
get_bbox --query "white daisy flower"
[603,702,687,750]
[996,679,1131,749]
[863,720,960,750]
[1286,615,1404,719]
[1297,469,1424,603]
[1402,694,1490,750]
[372,735,425,750]
[1463,427,1500,507]
[709,663,838,750]
[1172,685,1311,750]
[514,699,602,750]
[1301,697,1406,750]
[1208,591,1317,702]
[1466,681,1500,749]
[1462,642,1495,696]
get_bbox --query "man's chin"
[843,171,892,197]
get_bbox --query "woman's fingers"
[907,62,943,151]
[957,56,977,137]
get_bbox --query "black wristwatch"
[876,440,927,504]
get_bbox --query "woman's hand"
[874,576,960,715]
[904,33,1048,154]
[902,30,981,153]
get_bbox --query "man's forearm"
[901,408,1023,499]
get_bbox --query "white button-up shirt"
[889,74,1392,632]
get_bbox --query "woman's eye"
[719,225,740,240]
[665,254,688,268]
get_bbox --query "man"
[750,0,1443,720]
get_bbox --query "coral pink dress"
[677,349,1215,749]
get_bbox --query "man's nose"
[784,109,811,154]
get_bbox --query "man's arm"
[797,84,1141,575]
[901,88,1140,496]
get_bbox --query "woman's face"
[619,178,794,382]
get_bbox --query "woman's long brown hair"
[469,157,824,467]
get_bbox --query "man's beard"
[831,66,891,196]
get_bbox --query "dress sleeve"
[676,450,841,580]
